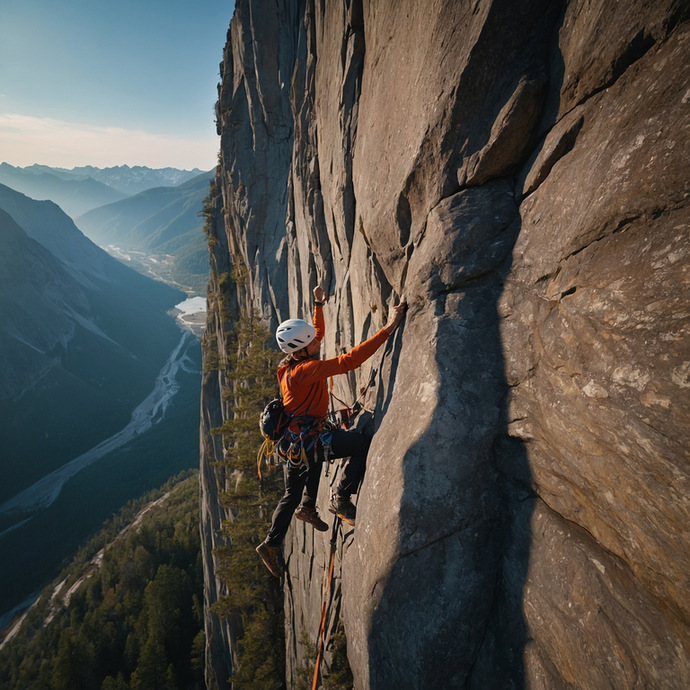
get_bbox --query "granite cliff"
[201,1,690,687]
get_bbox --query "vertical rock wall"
[201,0,690,687]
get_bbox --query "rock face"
[201,1,690,688]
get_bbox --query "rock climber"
[256,283,406,577]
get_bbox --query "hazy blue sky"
[0,0,235,170]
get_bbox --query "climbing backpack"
[260,397,291,442]
[257,398,291,479]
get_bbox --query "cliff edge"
[201,1,690,687]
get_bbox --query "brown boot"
[295,505,329,531]
[256,541,282,577]
[328,494,356,526]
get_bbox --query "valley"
[0,332,202,622]
[105,244,180,286]
[0,172,209,630]
[0,330,198,521]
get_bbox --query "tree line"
[0,473,204,690]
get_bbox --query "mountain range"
[0,163,213,294]
[0,163,205,218]
[75,170,214,293]
[0,164,126,218]
[51,164,206,195]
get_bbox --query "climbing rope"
[328,375,353,428]
[256,437,275,480]
[312,516,340,690]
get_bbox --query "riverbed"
[0,331,197,521]
[0,332,202,625]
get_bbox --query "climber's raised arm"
[312,285,326,341]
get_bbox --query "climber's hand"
[313,285,326,303]
[385,301,407,333]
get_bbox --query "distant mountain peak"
[0,163,209,215]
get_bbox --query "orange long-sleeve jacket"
[277,304,390,418]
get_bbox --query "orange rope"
[312,517,339,690]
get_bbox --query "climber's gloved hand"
[385,301,407,334]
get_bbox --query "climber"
[255,283,406,577]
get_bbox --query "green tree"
[209,315,286,688]
[51,629,96,690]
[101,673,128,690]
[131,634,168,690]
[190,631,206,681]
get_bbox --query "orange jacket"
[277,304,390,418]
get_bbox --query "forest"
[0,472,204,690]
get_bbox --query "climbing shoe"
[256,541,282,578]
[295,505,329,531]
[329,494,356,526]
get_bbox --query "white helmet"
[276,319,316,353]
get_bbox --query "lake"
[175,296,207,314]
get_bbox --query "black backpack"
[260,397,291,442]
[257,397,292,479]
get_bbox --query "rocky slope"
[201,1,690,687]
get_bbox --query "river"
[0,330,198,523]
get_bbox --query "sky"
[0,0,235,171]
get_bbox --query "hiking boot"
[256,541,282,578]
[295,505,329,531]
[328,494,356,526]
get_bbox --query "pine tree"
[210,315,286,688]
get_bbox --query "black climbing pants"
[265,429,371,547]
[331,428,371,497]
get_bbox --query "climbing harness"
[312,516,340,690]
[276,416,333,469]
[258,413,335,478]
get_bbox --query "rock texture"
[201,0,690,687]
